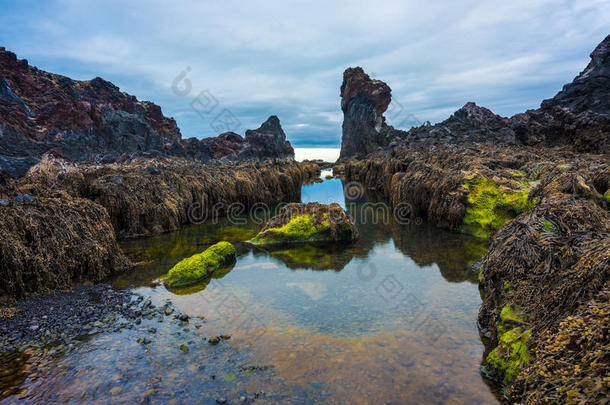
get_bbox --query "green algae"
[461,176,538,239]
[164,242,236,288]
[486,327,531,386]
[248,214,332,246]
[485,304,531,387]
[478,267,485,283]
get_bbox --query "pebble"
[216,398,227,404]
[164,308,174,316]
[179,343,189,352]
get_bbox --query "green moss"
[248,214,332,246]
[500,304,529,324]
[164,241,236,288]
[478,267,485,283]
[486,327,531,386]
[604,190,610,204]
[503,282,511,292]
[543,219,557,234]
[461,176,538,239]
[485,304,531,387]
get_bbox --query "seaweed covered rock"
[248,202,358,246]
[7,156,320,238]
[461,175,538,239]
[164,242,236,288]
[478,197,609,401]
[0,194,130,297]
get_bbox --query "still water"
[2,172,497,404]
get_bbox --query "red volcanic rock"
[0,47,296,176]
[340,67,391,116]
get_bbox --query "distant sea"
[294,148,340,162]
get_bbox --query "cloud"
[0,0,609,146]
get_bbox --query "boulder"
[164,242,236,288]
[248,202,358,246]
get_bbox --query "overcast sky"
[1,0,608,147]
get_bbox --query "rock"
[509,35,610,152]
[248,202,359,246]
[164,242,236,288]
[179,343,189,352]
[216,398,227,404]
[137,337,151,345]
[339,36,610,158]
[208,336,220,345]
[164,307,174,316]
[0,198,8,206]
[338,67,392,160]
[177,313,189,322]
[0,48,296,176]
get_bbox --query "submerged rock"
[248,202,358,246]
[164,242,236,288]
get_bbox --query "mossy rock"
[485,304,531,388]
[248,202,358,246]
[164,242,236,288]
[461,176,538,239]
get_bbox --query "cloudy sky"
[0,0,608,147]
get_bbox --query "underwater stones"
[248,202,359,246]
[208,336,220,345]
[164,242,236,288]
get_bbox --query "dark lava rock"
[338,35,610,158]
[338,67,393,161]
[510,34,610,152]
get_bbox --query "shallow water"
[1,173,497,404]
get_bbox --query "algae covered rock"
[248,202,358,246]
[461,175,538,239]
[164,242,236,288]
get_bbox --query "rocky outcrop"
[338,67,396,161]
[0,194,130,298]
[339,35,610,158]
[0,48,294,177]
[202,116,294,161]
[6,156,320,239]
[510,35,610,151]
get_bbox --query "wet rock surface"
[0,285,140,353]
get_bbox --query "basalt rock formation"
[202,116,294,161]
[0,47,294,177]
[338,67,397,160]
[339,35,610,158]
[510,35,610,151]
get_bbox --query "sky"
[0,1,608,147]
